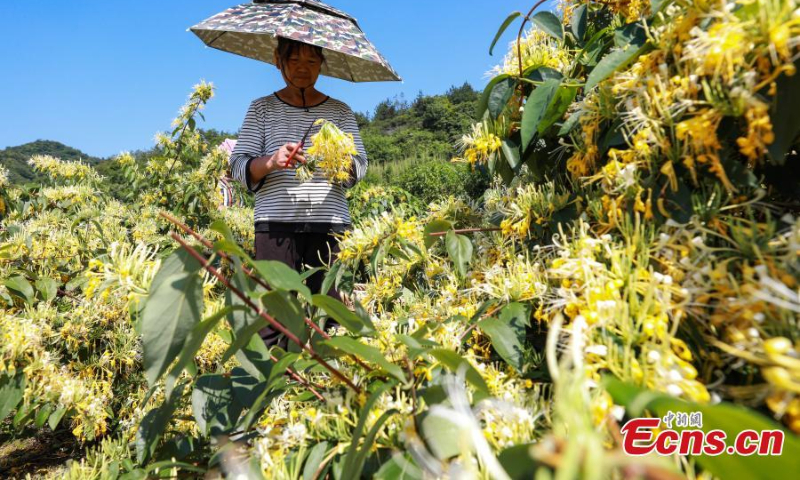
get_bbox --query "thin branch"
[170,233,361,394]
[428,227,502,237]
[457,304,504,343]
[160,211,374,374]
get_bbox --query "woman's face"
[279,46,322,89]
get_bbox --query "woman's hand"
[249,143,307,185]
[268,142,306,171]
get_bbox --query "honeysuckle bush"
[345,183,426,228]
[0,83,256,465]
[3,1,800,478]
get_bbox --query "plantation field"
[1,0,799,478]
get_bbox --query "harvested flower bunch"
[296,118,357,184]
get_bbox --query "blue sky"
[0,1,550,158]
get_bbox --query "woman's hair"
[275,37,326,68]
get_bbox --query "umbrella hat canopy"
[190,0,401,82]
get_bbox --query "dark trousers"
[255,231,342,348]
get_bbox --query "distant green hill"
[0,131,236,190]
[0,140,105,185]
[357,82,480,170]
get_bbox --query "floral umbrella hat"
[189,0,401,82]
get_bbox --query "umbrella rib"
[343,52,356,82]
[208,30,228,48]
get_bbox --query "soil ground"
[0,427,83,479]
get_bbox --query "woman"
[229,37,368,348]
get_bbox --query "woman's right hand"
[265,143,306,172]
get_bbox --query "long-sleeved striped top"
[229,93,368,233]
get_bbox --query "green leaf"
[585,41,650,91]
[571,4,587,43]
[235,328,277,381]
[136,383,186,464]
[650,0,672,16]
[352,299,375,333]
[313,294,375,335]
[323,337,406,382]
[231,367,268,408]
[540,85,578,136]
[237,386,284,433]
[531,11,563,41]
[492,153,516,187]
[501,137,521,171]
[253,260,313,302]
[223,317,269,366]
[525,66,563,82]
[490,11,522,55]
[192,374,243,437]
[165,306,234,396]
[421,413,468,460]
[346,409,398,479]
[428,349,489,397]
[445,231,473,278]
[13,403,33,429]
[0,372,25,420]
[405,331,440,349]
[236,357,293,431]
[520,79,561,150]
[142,250,204,387]
[768,59,800,164]
[320,261,341,301]
[370,240,388,278]
[487,150,498,176]
[35,277,58,303]
[35,404,54,428]
[144,460,206,475]
[153,436,198,464]
[488,77,517,119]
[4,275,34,305]
[341,381,397,479]
[396,334,429,359]
[659,176,693,223]
[336,259,355,295]
[303,441,331,480]
[48,406,67,430]
[576,25,613,67]
[225,266,260,333]
[605,377,800,480]
[558,111,582,136]
[498,443,540,480]
[614,21,647,48]
[498,158,516,184]
[478,74,511,118]
[210,219,236,242]
[374,453,423,480]
[299,266,324,281]
[423,219,453,249]
[419,385,448,406]
[479,303,529,371]
[261,290,308,345]
[213,239,253,264]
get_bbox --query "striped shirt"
[228,93,368,232]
